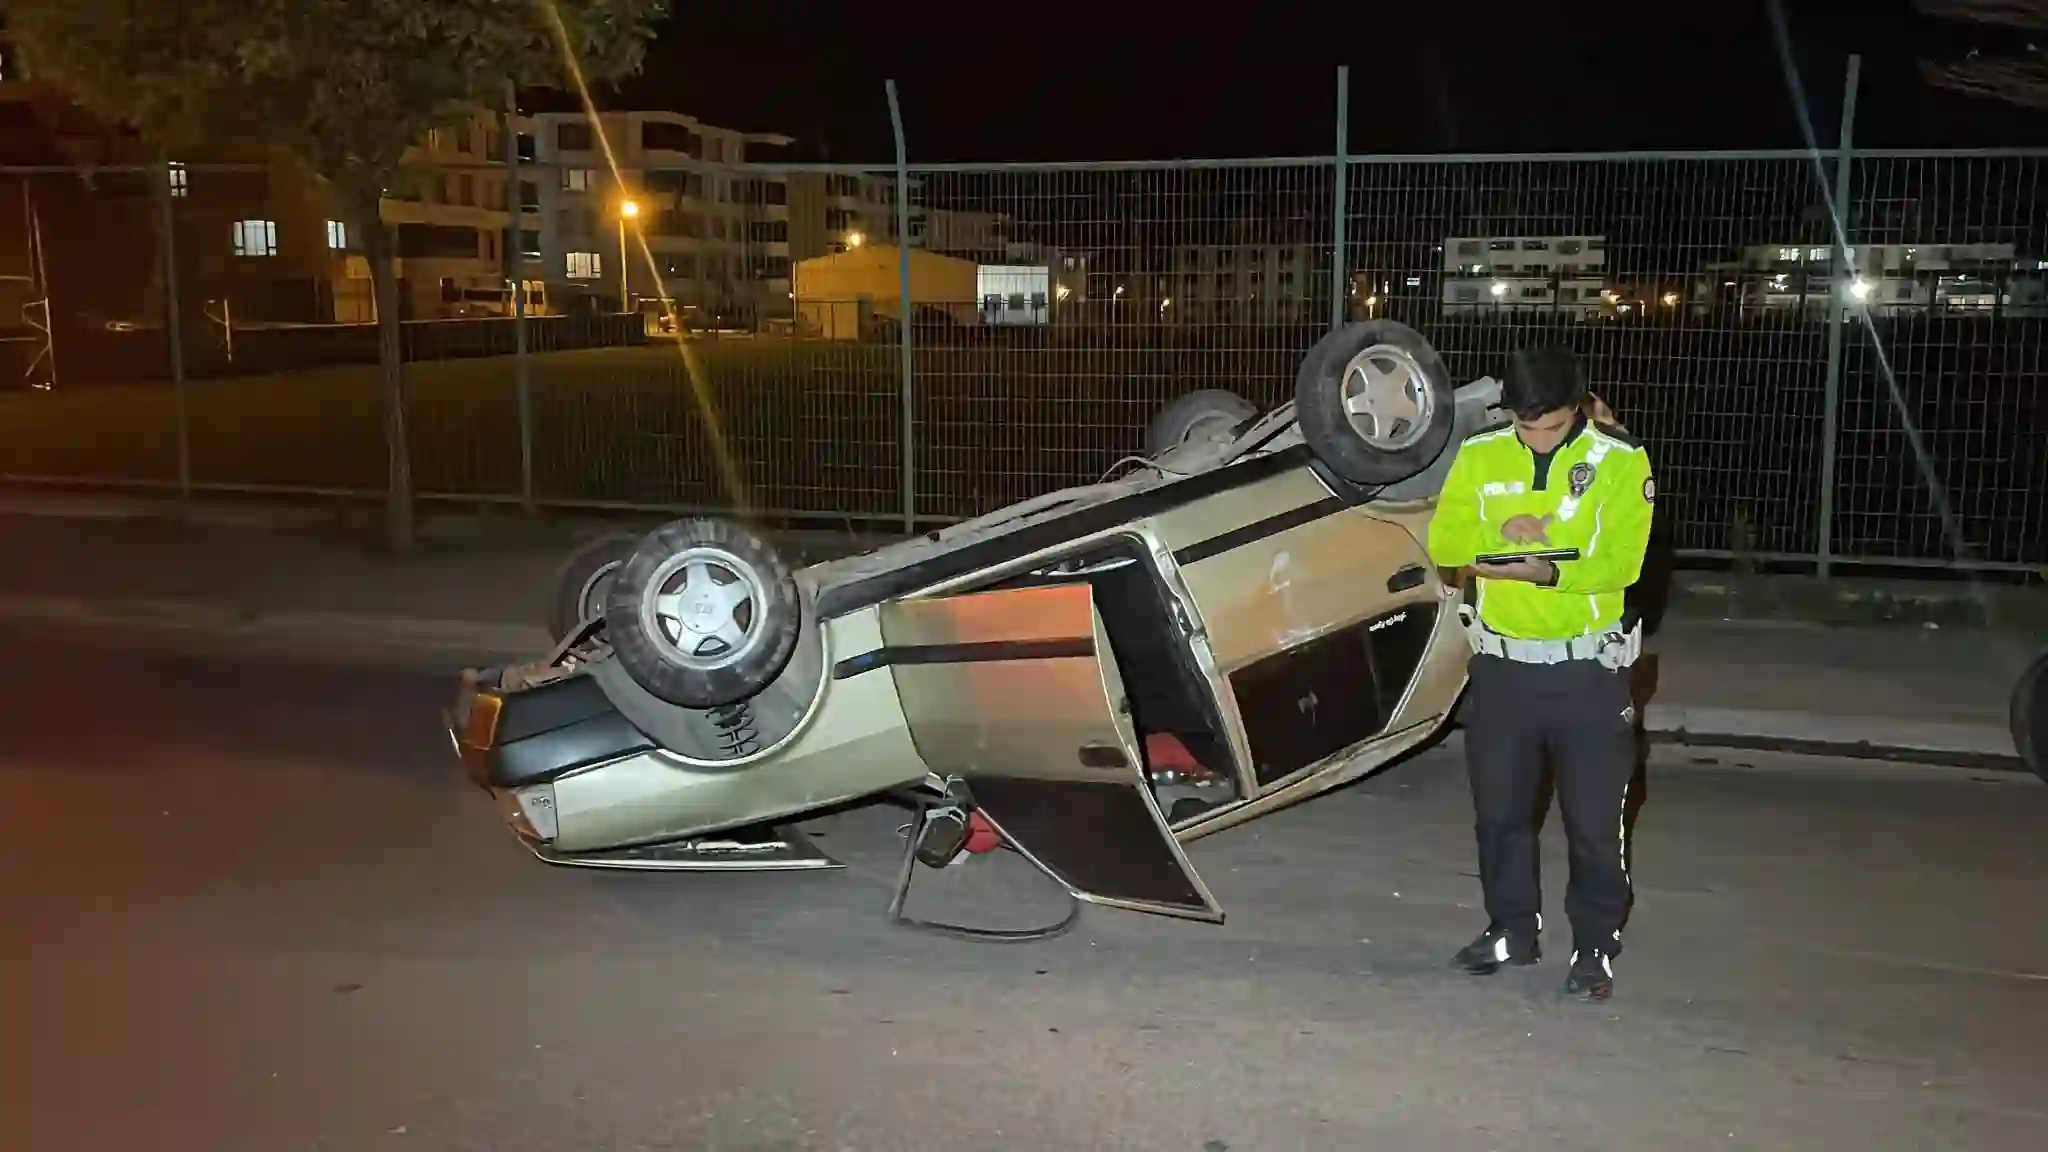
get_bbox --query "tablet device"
[1474,547,1581,565]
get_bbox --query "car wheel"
[546,531,638,642]
[2011,645,2048,782]
[1145,389,1258,457]
[605,517,803,709]
[1294,319,1456,486]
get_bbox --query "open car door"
[879,583,1224,921]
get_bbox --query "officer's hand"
[1500,513,1554,543]
[1473,556,1557,586]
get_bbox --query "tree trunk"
[363,212,414,552]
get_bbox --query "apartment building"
[1145,242,1321,324]
[518,109,796,323]
[1441,235,1609,316]
[1699,241,2039,316]
[786,171,924,261]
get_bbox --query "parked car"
[447,320,1506,925]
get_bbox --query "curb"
[1644,705,2018,765]
[0,595,550,667]
[0,593,2028,771]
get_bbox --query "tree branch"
[1914,0,2048,30]
[1921,55,2048,108]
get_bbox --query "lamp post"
[618,198,640,314]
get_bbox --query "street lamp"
[618,198,641,313]
[846,231,864,249]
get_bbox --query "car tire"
[1146,389,1259,457]
[546,531,638,642]
[2011,645,2048,782]
[1294,319,1456,486]
[605,517,803,709]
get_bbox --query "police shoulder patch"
[1642,475,1656,503]
[1591,420,1643,449]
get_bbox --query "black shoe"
[1564,947,1614,1001]
[1452,925,1541,975]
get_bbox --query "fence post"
[887,79,914,535]
[504,80,535,513]
[1331,65,1350,332]
[154,158,191,503]
[1816,53,1860,579]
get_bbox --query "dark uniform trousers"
[1464,650,1637,955]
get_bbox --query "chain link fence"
[0,124,2043,572]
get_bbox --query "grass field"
[1,322,2040,563]
[0,337,1318,524]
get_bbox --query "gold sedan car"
[449,320,1506,926]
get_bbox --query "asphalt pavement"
[2,629,2044,1151]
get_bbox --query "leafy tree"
[1916,0,2048,110]
[7,0,669,548]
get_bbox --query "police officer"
[1427,345,1655,1002]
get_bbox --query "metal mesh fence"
[0,149,2042,570]
[1340,153,1838,559]
[904,161,1334,519]
[0,163,183,485]
[1838,153,2048,568]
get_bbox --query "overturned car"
[448,320,1505,926]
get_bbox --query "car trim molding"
[1170,493,1348,567]
[830,636,1097,680]
[814,444,1319,621]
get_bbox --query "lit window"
[565,251,602,279]
[326,220,348,250]
[1810,247,1829,262]
[563,168,593,193]
[232,219,278,257]
[168,162,188,198]
[1778,247,1800,262]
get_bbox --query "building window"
[557,122,594,152]
[168,162,189,198]
[425,129,443,151]
[459,175,474,206]
[519,180,538,209]
[397,223,480,259]
[641,121,699,154]
[232,219,278,257]
[455,124,472,155]
[516,133,536,163]
[562,168,593,193]
[566,251,602,279]
[519,230,541,260]
[326,220,348,250]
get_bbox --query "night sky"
[589,0,2048,163]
